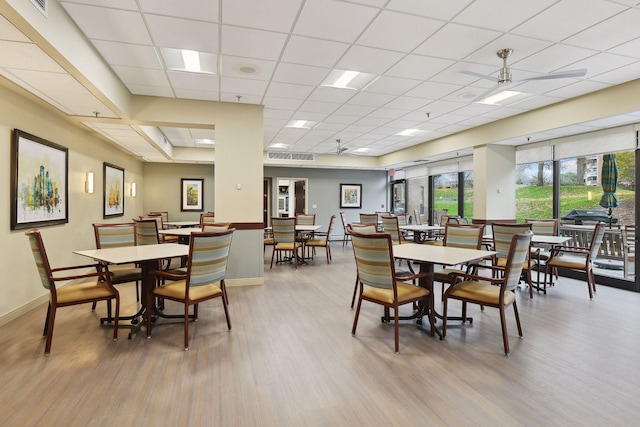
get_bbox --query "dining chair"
[202,222,232,232]
[544,223,606,299]
[433,224,485,301]
[295,213,316,226]
[525,218,560,284]
[141,214,178,243]
[623,224,635,279]
[134,218,175,273]
[200,213,216,227]
[305,215,335,264]
[93,222,142,301]
[148,229,235,350]
[359,213,379,226]
[348,223,379,308]
[270,217,302,269]
[25,229,120,355]
[350,231,432,354]
[149,211,169,224]
[380,216,406,245]
[413,209,423,225]
[492,223,537,299]
[339,212,352,246]
[442,231,532,356]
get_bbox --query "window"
[433,172,458,216]
[515,161,553,222]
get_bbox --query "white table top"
[158,227,201,236]
[265,225,322,232]
[483,234,571,245]
[74,243,188,264]
[164,221,200,227]
[399,224,444,232]
[393,243,495,266]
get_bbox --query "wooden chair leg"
[184,304,190,350]
[499,306,510,356]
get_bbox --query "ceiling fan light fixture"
[321,69,378,90]
[477,90,523,105]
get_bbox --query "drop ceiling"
[2,0,640,167]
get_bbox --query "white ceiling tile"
[61,0,139,10]
[357,11,442,53]
[146,15,218,52]
[112,65,170,86]
[564,8,640,51]
[126,84,175,97]
[335,45,404,75]
[386,0,473,20]
[221,0,301,32]
[333,104,377,117]
[544,80,611,98]
[323,114,361,125]
[92,40,162,69]
[298,100,341,114]
[590,60,640,84]
[293,0,379,43]
[263,97,303,111]
[219,93,263,104]
[307,87,357,103]
[0,15,30,42]
[173,88,219,101]
[513,44,598,74]
[382,96,431,111]
[608,37,640,57]
[0,41,65,72]
[367,108,407,120]
[404,81,462,99]
[363,76,422,95]
[462,35,553,67]
[453,0,558,32]
[265,82,314,99]
[167,71,219,90]
[347,92,395,107]
[413,23,501,60]
[281,36,350,68]
[385,54,455,80]
[61,3,152,44]
[272,63,329,86]
[139,0,219,21]
[221,26,287,61]
[220,76,268,96]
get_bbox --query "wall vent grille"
[267,152,314,161]
[30,0,47,17]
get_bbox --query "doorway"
[276,177,308,217]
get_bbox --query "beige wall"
[0,83,143,324]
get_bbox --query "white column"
[473,145,516,220]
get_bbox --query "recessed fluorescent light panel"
[477,90,526,105]
[396,129,426,137]
[321,69,378,90]
[160,48,217,74]
[285,120,317,129]
[195,138,215,146]
[354,147,370,153]
[269,143,289,149]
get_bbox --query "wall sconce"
[130,182,137,197]
[85,172,94,194]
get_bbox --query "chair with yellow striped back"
[149,229,235,350]
[359,213,379,228]
[270,217,302,269]
[380,216,405,245]
[433,224,485,301]
[443,231,533,356]
[525,218,559,289]
[93,222,142,301]
[348,223,379,308]
[26,229,120,355]
[492,223,536,299]
[544,223,605,299]
[142,214,178,243]
[351,231,433,353]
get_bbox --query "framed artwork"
[11,129,69,230]
[181,178,204,212]
[340,183,362,209]
[103,162,124,218]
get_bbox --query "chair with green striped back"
[443,231,533,356]
[348,222,378,308]
[149,229,235,350]
[26,228,120,355]
[359,213,379,228]
[492,223,536,299]
[270,217,302,269]
[93,222,142,301]
[433,223,485,301]
[381,216,405,245]
[544,222,605,299]
[350,231,432,354]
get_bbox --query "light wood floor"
[2,244,640,426]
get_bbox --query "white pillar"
[473,145,516,221]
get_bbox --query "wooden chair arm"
[50,269,114,282]
[152,270,186,280]
[447,270,504,285]
[549,246,589,257]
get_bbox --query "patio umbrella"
[599,153,619,228]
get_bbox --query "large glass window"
[433,172,458,217]
[515,161,553,222]
[391,180,406,214]
[407,176,426,224]
[463,170,474,220]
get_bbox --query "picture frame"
[103,162,124,218]
[11,129,69,230]
[340,183,362,209]
[181,178,204,212]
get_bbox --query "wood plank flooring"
[2,244,640,426]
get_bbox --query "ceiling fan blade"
[460,70,499,82]
[516,68,587,82]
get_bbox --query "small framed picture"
[11,129,69,230]
[103,162,124,218]
[340,183,362,209]
[181,178,204,211]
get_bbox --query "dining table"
[392,243,496,338]
[399,224,444,243]
[164,220,201,228]
[74,243,189,338]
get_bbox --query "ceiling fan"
[335,139,348,155]
[461,48,587,103]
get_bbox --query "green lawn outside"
[432,186,635,223]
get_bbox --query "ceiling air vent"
[30,0,47,17]
[267,152,314,161]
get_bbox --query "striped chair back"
[525,218,558,236]
[492,223,533,259]
[413,209,423,225]
[149,211,169,223]
[134,219,160,245]
[503,231,534,291]
[360,213,378,224]
[296,214,315,226]
[202,223,231,233]
[396,214,407,226]
[187,229,235,287]
[349,223,378,234]
[25,229,51,290]
[381,216,403,244]
[93,223,136,249]
[141,214,164,230]
[443,224,484,249]
[351,233,395,290]
[200,213,216,227]
[271,217,296,244]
